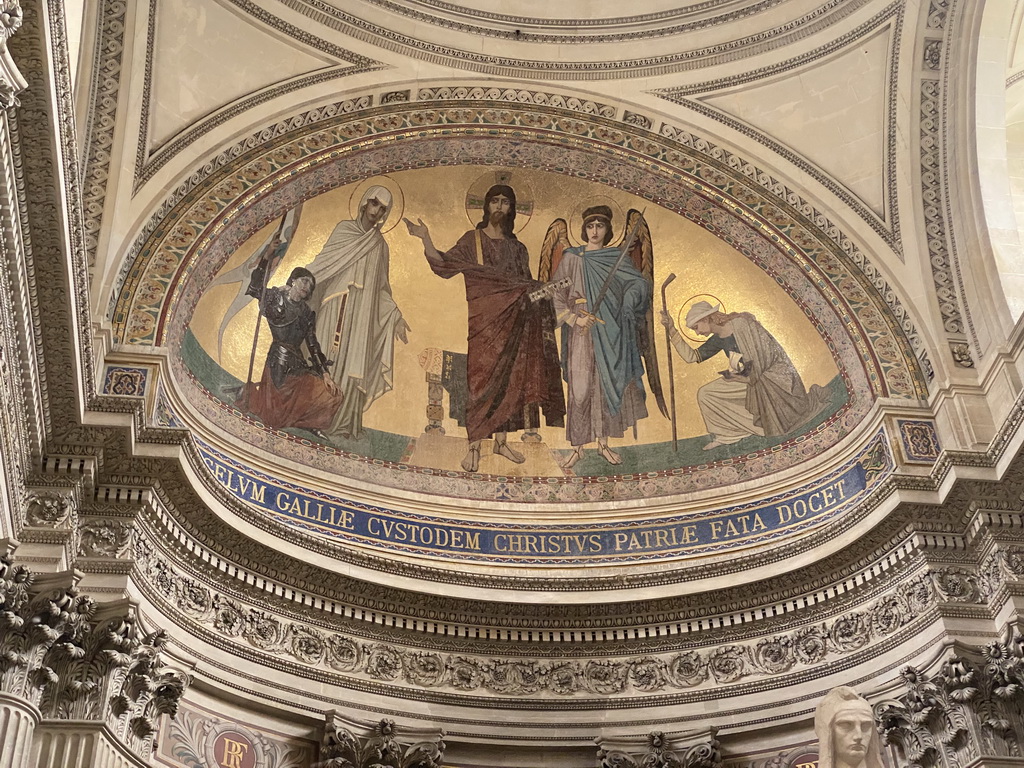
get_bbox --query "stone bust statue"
[814,687,883,768]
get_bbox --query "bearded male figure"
[306,185,409,440]
[404,184,565,472]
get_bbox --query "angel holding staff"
[539,205,667,469]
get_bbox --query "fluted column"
[0,692,39,768]
[33,723,149,768]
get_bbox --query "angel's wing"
[620,209,668,419]
[620,209,653,278]
[537,218,570,283]
[212,205,303,361]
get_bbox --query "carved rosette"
[321,714,446,768]
[877,633,1024,766]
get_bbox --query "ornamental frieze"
[132,529,949,698]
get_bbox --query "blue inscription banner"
[196,434,892,565]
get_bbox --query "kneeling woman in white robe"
[661,301,826,450]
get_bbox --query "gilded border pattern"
[111,104,927,402]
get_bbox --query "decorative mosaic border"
[111,109,925,399]
[108,93,931,392]
[193,433,889,565]
[147,125,888,503]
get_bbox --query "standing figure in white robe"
[306,185,409,439]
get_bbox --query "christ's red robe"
[431,228,565,442]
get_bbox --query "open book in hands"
[718,351,749,380]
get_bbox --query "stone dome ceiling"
[8,0,1024,763]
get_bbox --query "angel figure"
[538,205,667,468]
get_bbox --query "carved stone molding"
[133,523,949,698]
[597,729,722,768]
[258,0,877,79]
[321,714,445,768]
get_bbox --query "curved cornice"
[653,1,903,256]
[253,0,878,79]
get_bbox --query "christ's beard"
[489,211,506,226]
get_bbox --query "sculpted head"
[479,184,517,237]
[815,687,881,768]
[358,185,393,230]
[581,205,614,246]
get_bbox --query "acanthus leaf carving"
[597,730,720,768]
[321,714,445,768]
[878,633,1024,767]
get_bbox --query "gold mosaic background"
[190,166,838,465]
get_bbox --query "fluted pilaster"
[0,692,39,768]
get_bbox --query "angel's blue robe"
[552,245,651,444]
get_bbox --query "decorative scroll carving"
[597,729,721,768]
[136,531,944,696]
[78,519,133,558]
[0,0,25,109]
[877,634,1024,766]
[321,714,445,768]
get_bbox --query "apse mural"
[181,165,846,483]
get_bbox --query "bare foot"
[597,442,622,465]
[493,440,525,464]
[561,446,585,469]
[702,439,724,451]
[461,442,481,472]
